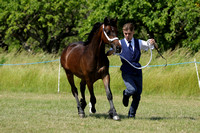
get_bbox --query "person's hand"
[148,39,158,49]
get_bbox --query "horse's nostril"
[116,46,121,53]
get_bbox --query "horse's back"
[60,42,86,76]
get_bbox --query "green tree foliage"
[0,0,200,53]
[80,0,200,51]
[0,0,87,53]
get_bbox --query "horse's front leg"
[103,74,120,121]
[80,80,87,110]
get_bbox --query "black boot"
[128,110,135,119]
[122,90,129,107]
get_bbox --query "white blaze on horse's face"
[102,24,121,53]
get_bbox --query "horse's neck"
[88,31,105,57]
[86,31,107,68]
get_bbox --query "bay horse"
[60,17,121,120]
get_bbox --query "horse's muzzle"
[111,40,122,54]
[111,42,122,54]
[116,45,121,53]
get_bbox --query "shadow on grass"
[140,116,196,121]
[86,113,197,121]
[88,113,128,120]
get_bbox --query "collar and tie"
[128,41,132,48]
[128,41,134,54]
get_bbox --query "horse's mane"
[84,22,103,46]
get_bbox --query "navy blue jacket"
[120,38,142,75]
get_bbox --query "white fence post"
[58,60,61,93]
[194,58,200,89]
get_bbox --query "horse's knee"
[80,80,86,86]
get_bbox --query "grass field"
[0,48,200,132]
[0,48,200,96]
[0,92,199,133]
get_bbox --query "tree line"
[0,0,199,53]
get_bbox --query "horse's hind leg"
[65,72,85,118]
[80,80,87,110]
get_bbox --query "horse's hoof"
[91,108,96,113]
[79,113,85,118]
[113,115,120,121]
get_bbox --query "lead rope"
[154,43,167,67]
[114,40,153,69]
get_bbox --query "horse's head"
[101,17,122,54]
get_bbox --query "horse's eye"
[107,30,111,36]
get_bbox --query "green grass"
[0,52,60,93]
[0,49,200,132]
[0,48,200,96]
[0,92,199,133]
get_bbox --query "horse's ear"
[104,17,110,26]
[110,17,118,27]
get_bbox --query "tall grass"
[0,52,61,93]
[0,48,200,96]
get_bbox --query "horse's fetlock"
[80,98,87,110]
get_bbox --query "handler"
[119,23,156,118]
